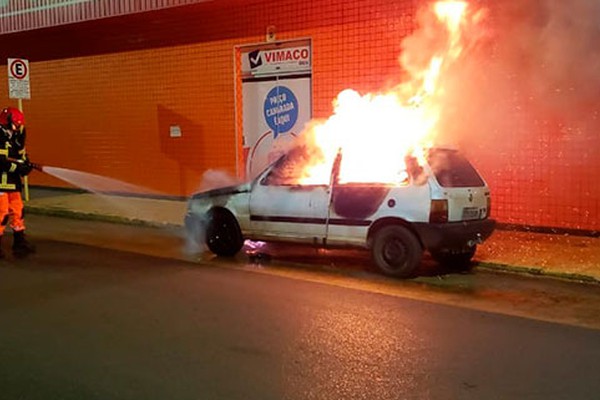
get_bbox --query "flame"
[435,1,468,34]
[296,0,474,185]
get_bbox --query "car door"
[249,148,333,242]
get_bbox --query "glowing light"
[434,1,468,34]
[296,1,475,185]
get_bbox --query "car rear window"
[427,148,485,187]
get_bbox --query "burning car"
[185,145,495,278]
[185,1,498,278]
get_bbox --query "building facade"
[0,0,598,232]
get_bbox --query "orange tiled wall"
[0,0,416,196]
[0,0,597,231]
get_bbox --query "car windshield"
[427,148,485,188]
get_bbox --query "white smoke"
[197,168,241,192]
[428,0,600,151]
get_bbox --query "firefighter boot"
[12,230,36,258]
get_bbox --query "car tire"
[206,209,244,257]
[371,225,422,278]
[430,246,476,271]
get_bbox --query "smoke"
[495,0,600,114]
[197,168,241,192]
[427,0,600,154]
[402,0,600,223]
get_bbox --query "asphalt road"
[1,215,599,399]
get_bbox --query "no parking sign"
[8,58,31,99]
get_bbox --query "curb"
[476,262,600,285]
[25,206,183,230]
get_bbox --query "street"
[1,215,599,399]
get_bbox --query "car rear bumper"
[414,219,496,250]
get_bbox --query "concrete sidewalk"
[23,187,600,284]
[25,188,186,228]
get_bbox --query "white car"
[185,147,495,278]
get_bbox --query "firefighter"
[0,107,36,258]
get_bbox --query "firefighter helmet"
[0,107,25,130]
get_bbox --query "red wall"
[0,0,597,231]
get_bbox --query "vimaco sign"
[243,45,311,76]
[263,47,310,64]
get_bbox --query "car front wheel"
[206,209,244,257]
[371,225,422,278]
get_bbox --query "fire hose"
[7,157,44,173]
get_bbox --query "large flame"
[297,1,478,185]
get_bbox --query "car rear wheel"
[206,209,244,257]
[430,246,476,271]
[371,225,422,278]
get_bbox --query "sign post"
[7,58,31,201]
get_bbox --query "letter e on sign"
[7,58,31,99]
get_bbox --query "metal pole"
[17,98,29,202]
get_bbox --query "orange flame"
[298,1,474,185]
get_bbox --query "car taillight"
[429,199,448,223]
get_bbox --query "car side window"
[261,145,322,186]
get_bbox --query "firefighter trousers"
[0,191,26,235]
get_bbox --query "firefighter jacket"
[0,126,28,192]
